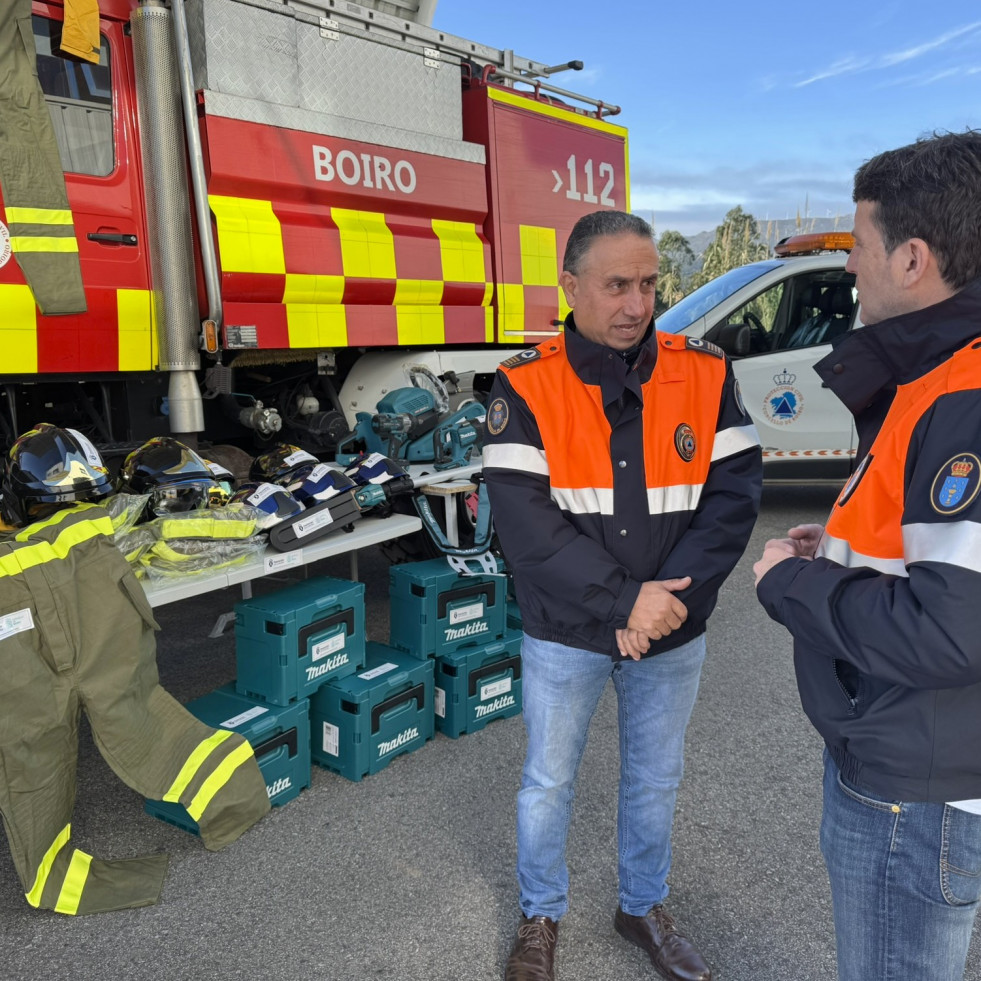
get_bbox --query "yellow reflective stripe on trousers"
[187,741,256,821]
[0,516,114,578]
[5,207,74,225]
[162,730,234,803]
[54,849,93,915]
[26,824,72,907]
[10,236,80,254]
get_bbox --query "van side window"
[33,15,113,177]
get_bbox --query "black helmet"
[1,424,112,526]
[118,437,223,517]
[249,444,320,488]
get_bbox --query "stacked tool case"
[309,642,435,782]
[146,575,365,829]
[388,558,521,737]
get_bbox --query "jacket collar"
[815,277,981,415]
[562,314,657,411]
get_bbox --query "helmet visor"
[149,478,223,516]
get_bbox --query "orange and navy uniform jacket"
[758,278,981,802]
[482,316,762,658]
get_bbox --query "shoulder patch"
[930,453,981,515]
[684,336,725,358]
[486,398,509,436]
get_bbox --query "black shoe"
[614,905,711,981]
[504,914,558,981]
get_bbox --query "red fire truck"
[0,0,629,456]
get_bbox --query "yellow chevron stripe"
[519,225,559,287]
[26,824,71,908]
[499,283,526,336]
[393,279,443,305]
[431,219,485,282]
[117,288,155,371]
[209,195,285,274]
[54,849,92,915]
[163,729,234,803]
[396,304,446,345]
[332,208,396,279]
[0,285,39,373]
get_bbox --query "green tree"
[690,206,770,289]
[655,229,695,315]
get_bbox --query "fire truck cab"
[656,233,861,479]
[0,0,629,457]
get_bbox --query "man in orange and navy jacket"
[755,130,981,981]
[484,210,761,981]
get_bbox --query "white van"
[656,233,860,479]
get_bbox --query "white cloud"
[880,21,981,66]
[790,19,981,88]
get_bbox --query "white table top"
[142,512,422,607]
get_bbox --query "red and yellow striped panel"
[0,283,155,374]
[462,82,629,345]
[210,195,493,350]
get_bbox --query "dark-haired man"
[755,130,981,981]
[484,210,761,981]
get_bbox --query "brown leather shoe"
[614,905,711,981]
[504,915,558,981]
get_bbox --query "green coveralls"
[0,0,87,313]
[0,504,270,915]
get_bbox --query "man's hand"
[623,578,691,655]
[787,523,824,558]
[616,627,650,661]
[753,524,823,585]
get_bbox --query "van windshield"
[656,260,783,333]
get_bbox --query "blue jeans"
[821,752,981,980]
[516,632,705,920]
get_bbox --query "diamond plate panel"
[192,0,300,106]
[296,24,462,141]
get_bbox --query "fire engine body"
[0,0,628,453]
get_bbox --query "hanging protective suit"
[0,503,271,914]
[0,0,87,313]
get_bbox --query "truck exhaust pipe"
[130,1,204,435]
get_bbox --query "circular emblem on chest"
[486,397,509,436]
[674,423,696,462]
[930,452,981,515]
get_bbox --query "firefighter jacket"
[757,278,981,802]
[0,504,270,915]
[483,316,762,658]
[0,0,87,313]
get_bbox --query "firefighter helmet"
[291,463,357,505]
[228,481,305,530]
[1,424,113,527]
[249,444,320,487]
[118,437,224,517]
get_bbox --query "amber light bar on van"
[774,232,855,257]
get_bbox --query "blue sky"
[437,1,981,238]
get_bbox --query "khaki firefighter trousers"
[0,505,270,914]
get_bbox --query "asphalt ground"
[1,483,979,980]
